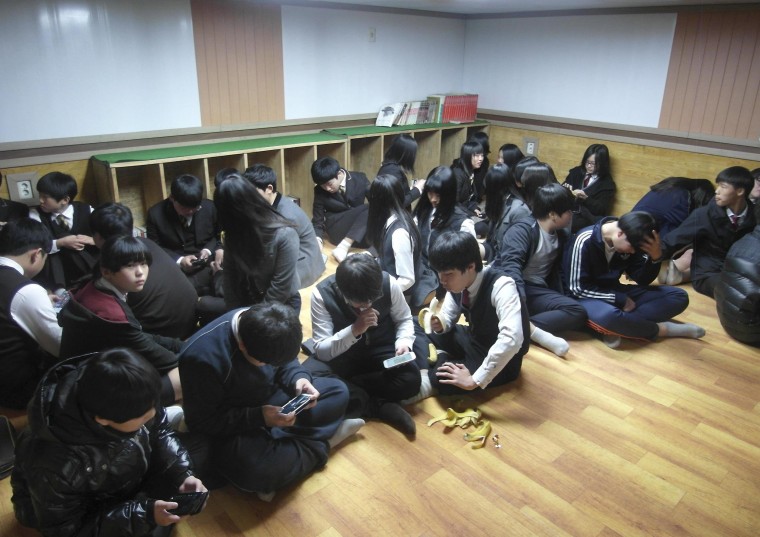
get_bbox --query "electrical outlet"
[524,137,539,156]
[368,27,376,42]
[6,171,39,204]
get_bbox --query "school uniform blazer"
[311,170,370,241]
[660,199,756,284]
[146,198,221,261]
[563,166,616,232]
[273,193,325,289]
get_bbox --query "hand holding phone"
[191,257,210,267]
[280,393,311,415]
[383,351,415,369]
[167,491,208,516]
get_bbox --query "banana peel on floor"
[427,408,492,449]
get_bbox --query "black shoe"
[377,402,416,437]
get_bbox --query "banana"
[428,343,437,365]
[463,420,491,449]
[427,408,481,428]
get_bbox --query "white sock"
[530,326,570,357]
[256,490,276,502]
[603,334,622,349]
[329,418,365,449]
[332,238,353,263]
[400,370,435,405]
[660,321,705,339]
[165,405,185,432]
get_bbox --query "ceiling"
[294,0,760,15]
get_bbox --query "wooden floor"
[2,250,760,537]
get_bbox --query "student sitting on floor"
[492,183,587,357]
[562,211,705,349]
[421,231,529,397]
[58,235,182,404]
[29,171,97,291]
[0,219,60,409]
[311,156,371,263]
[244,164,326,289]
[179,302,363,502]
[304,254,420,437]
[12,348,206,537]
[90,202,199,339]
[658,166,756,298]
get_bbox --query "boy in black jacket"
[11,349,206,537]
[659,166,756,298]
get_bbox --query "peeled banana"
[427,408,493,449]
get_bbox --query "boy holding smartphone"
[11,349,206,537]
[305,254,420,437]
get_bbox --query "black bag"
[0,415,16,479]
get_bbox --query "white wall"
[281,6,466,120]
[0,0,201,144]
[463,14,677,128]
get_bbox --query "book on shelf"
[426,93,479,123]
[375,102,406,127]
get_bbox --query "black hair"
[311,157,341,185]
[455,140,485,176]
[618,211,658,250]
[170,174,204,208]
[649,177,715,211]
[484,163,524,222]
[238,302,302,366]
[90,203,133,240]
[752,168,760,180]
[366,174,420,253]
[78,348,161,423]
[244,164,278,192]
[335,254,383,304]
[521,163,559,209]
[0,218,52,256]
[513,156,539,185]
[428,230,483,273]
[580,144,611,179]
[715,166,754,199]
[100,235,152,273]
[531,183,576,220]
[469,131,490,155]
[214,167,239,189]
[382,134,417,174]
[36,172,77,202]
[498,143,525,168]
[214,175,291,268]
[413,166,458,230]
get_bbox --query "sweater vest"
[0,266,40,364]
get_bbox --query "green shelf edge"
[92,132,346,165]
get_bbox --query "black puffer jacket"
[714,226,760,346]
[11,354,193,537]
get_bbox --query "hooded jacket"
[11,354,193,537]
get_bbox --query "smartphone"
[280,393,311,415]
[383,351,415,369]
[168,491,208,516]
[191,257,210,267]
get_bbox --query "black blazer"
[563,166,616,232]
[311,170,370,240]
[146,198,221,261]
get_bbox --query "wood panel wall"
[659,8,760,141]
[191,0,285,126]
[489,125,760,216]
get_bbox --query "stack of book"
[375,94,478,127]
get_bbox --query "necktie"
[582,174,592,188]
[56,214,70,231]
[183,217,192,229]
[729,214,738,230]
[462,288,470,309]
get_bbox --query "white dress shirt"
[0,257,61,357]
[311,277,415,361]
[435,266,524,388]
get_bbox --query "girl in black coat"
[563,143,616,232]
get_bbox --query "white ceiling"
[294,0,760,15]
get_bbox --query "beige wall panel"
[191,0,284,127]
[1,160,95,206]
[490,125,760,217]
[660,9,760,141]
